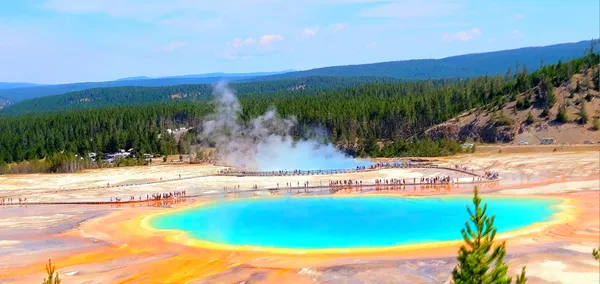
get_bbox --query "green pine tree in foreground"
[593,248,600,261]
[452,188,527,284]
[43,258,61,284]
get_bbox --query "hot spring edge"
[143,195,569,253]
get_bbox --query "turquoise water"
[149,196,560,249]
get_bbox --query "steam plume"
[199,82,370,171]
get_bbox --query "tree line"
[0,50,597,170]
[1,76,402,115]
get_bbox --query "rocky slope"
[426,66,600,144]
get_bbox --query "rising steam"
[199,82,370,171]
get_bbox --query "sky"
[0,0,598,84]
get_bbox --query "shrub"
[525,112,535,125]
[593,118,600,131]
[493,111,514,126]
[579,103,589,125]
[556,105,569,123]
[585,93,593,102]
[540,107,549,118]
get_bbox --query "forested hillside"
[2,76,401,114]
[0,77,254,103]
[241,40,597,82]
[0,70,291,103]
[0,40,596,104]
[0,50,597,168]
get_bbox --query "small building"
[540,138,555,145]
[461,143,474,149]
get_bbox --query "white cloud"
[161,41,187,52]
[227,37,256,49]
[514,14,525,20]
[366,42,377,49]
[259,34,283,48]
[330,23,348,32]
[222,34,282,60]
[358,0,462,19]
[223,37,257,60]
[302,27,319,38]
[511,30,525,39]
[442,28,481,42]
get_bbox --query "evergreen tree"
[556,105,569,123]
[584,93,593,102]
[593,248,599,260]
[544,78,556,108]
[539,107,549,119]
[0,159,8,174]
[452,187,527,284]
[593,68,600,91]
[579,103,589,124]
[522,96,532,109]
[525,112,535,125]
[43,258,61,284]
[592,118,600,131]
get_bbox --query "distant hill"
[240,40,598,82]
[1,76,401,115]
[0,71,293,102]
[157,70,295,79]
[116,70,295,81]
[1,40,595,103]
[116,76,151,81]
[0,82,40,90]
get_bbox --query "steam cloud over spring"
[199,83,370,171]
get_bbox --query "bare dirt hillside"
[426,66,600,145]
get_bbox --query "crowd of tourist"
[1,163,501,206]
[216,160,495,178]
[219,161,416,177]
[330,180,362,186]
[224,185,241,193]
[484,171,499,179]
[0,197,27,204]
[109,190,187,203]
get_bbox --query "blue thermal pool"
[148,196,561,249]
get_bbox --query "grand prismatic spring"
[148,196,561,250]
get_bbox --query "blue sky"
[1,0,598,84]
